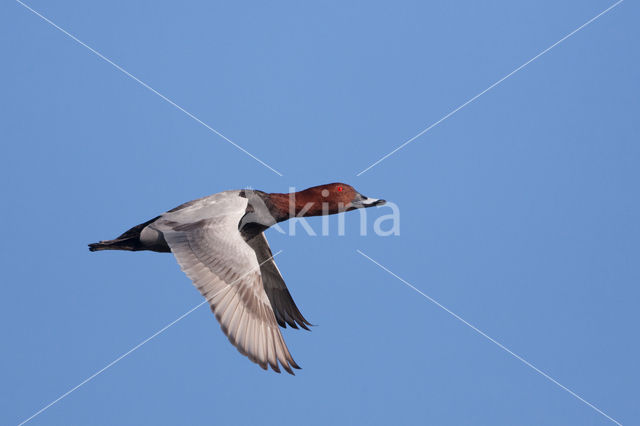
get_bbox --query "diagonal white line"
[17,250,283,426]
[17,301,207,426]
[356,0,624,176]
[15,0,284,177]
[356,249,622,426]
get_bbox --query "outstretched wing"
[152,192,300,374]
[245,233,312,330]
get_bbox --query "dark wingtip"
[300,318,315,330]
[88,243,100,252]
[284,320,299,330]
[285,318,314,331]
[269,361,281,374]
[281,361,295,375]
[299,322,311,331]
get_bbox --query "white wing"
[152,192,300,374]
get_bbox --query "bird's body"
[90,183,385,374]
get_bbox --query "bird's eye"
[337,186,343,192]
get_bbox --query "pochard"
[89,183,385,374]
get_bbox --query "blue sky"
[2,1,639,425]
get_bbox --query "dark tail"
[89,216,161,252]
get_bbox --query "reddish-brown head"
[267,183,386,220]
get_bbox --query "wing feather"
[245,233,312,330]
[152,192,299,374]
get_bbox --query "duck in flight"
[89,183,385,374]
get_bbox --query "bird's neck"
[266,190,327,221]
